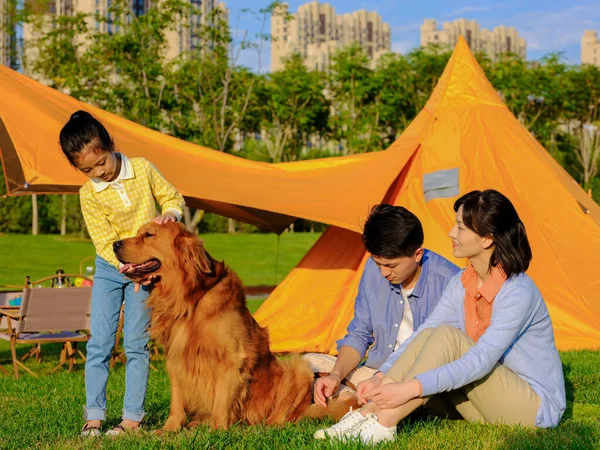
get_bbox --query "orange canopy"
[0,67,415,233]
[255,37,600,352]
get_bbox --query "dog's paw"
[162,418,184,432]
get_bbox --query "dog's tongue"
[120,263,136,274]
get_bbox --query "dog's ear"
[176,227,212,275]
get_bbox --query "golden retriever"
[113,221,355,430]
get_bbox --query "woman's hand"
[356,372,384,404]
[364,379,422,410]
[153,212,177,225]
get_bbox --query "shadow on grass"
[497,421,600,450]
[563,362,575,421]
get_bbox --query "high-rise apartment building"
[1,0,17,67]
[271,1,391,72]
[421,18,526,61]
[582,30,600,67]
[21,0,228,70]
[165,0,228,60]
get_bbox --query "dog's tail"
[301,394,361,421]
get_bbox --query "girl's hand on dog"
[153,212,177,225]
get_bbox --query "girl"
[315,189,566,444]
[59,111,185,436]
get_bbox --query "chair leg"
[0,363,9,375]
[21,346,37,362]
[49,358,69,374]
[10,335,19,379]
[59,343,67,365]
[15,360,38,378]
[67,342,75,373]
[35,344,42,363]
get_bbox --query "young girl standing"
[315,189,566,444]
[59,111,185,436]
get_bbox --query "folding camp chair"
[0,287,92,378]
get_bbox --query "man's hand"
[363,379,422,410]
[356,371,384,404]
[314,374,342,408]
[153,212,177,225]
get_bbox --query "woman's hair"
[362,204,424,258]
[454,189,532,278]
[59,110,114,167]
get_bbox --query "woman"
[314,190,566,444]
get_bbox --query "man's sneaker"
[348,413,397,445]
[314,409,367,439]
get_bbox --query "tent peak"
[424,35,507,113]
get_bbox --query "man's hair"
[362,204,424,258]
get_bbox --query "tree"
[485,54,565,143]
[405,44,452,112]
[328,44,377,154]
[370,53,418,148]
[260,53,329,162]
[561,65,600,188]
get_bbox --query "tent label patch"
[423,168,459,201]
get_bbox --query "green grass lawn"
[0,345,598,450]
[0,232,320,288]
[1,232,599,449]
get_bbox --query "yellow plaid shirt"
[80,155,185,268]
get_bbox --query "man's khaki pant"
[303,353,378,392]
[386,325,541,427]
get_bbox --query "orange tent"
[254,37,600,352]
[0,66,415,233]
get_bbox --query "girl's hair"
[59,110,114,167]
[454,189,532,278]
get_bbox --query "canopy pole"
[274,233,281,286]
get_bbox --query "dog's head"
[114,221,212,286]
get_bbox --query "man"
[305,204,460,408]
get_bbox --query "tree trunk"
[32,194,38,236]
[60,194,67,235]
[183,206,205,232]
[227,218,236,234]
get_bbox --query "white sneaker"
[314,409,367,439]
[348,413,397,445]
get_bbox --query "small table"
[0,307,20,375]
[0,306,20,317]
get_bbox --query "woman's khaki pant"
[386,325,540,427]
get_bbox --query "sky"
[223,0,600,72]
